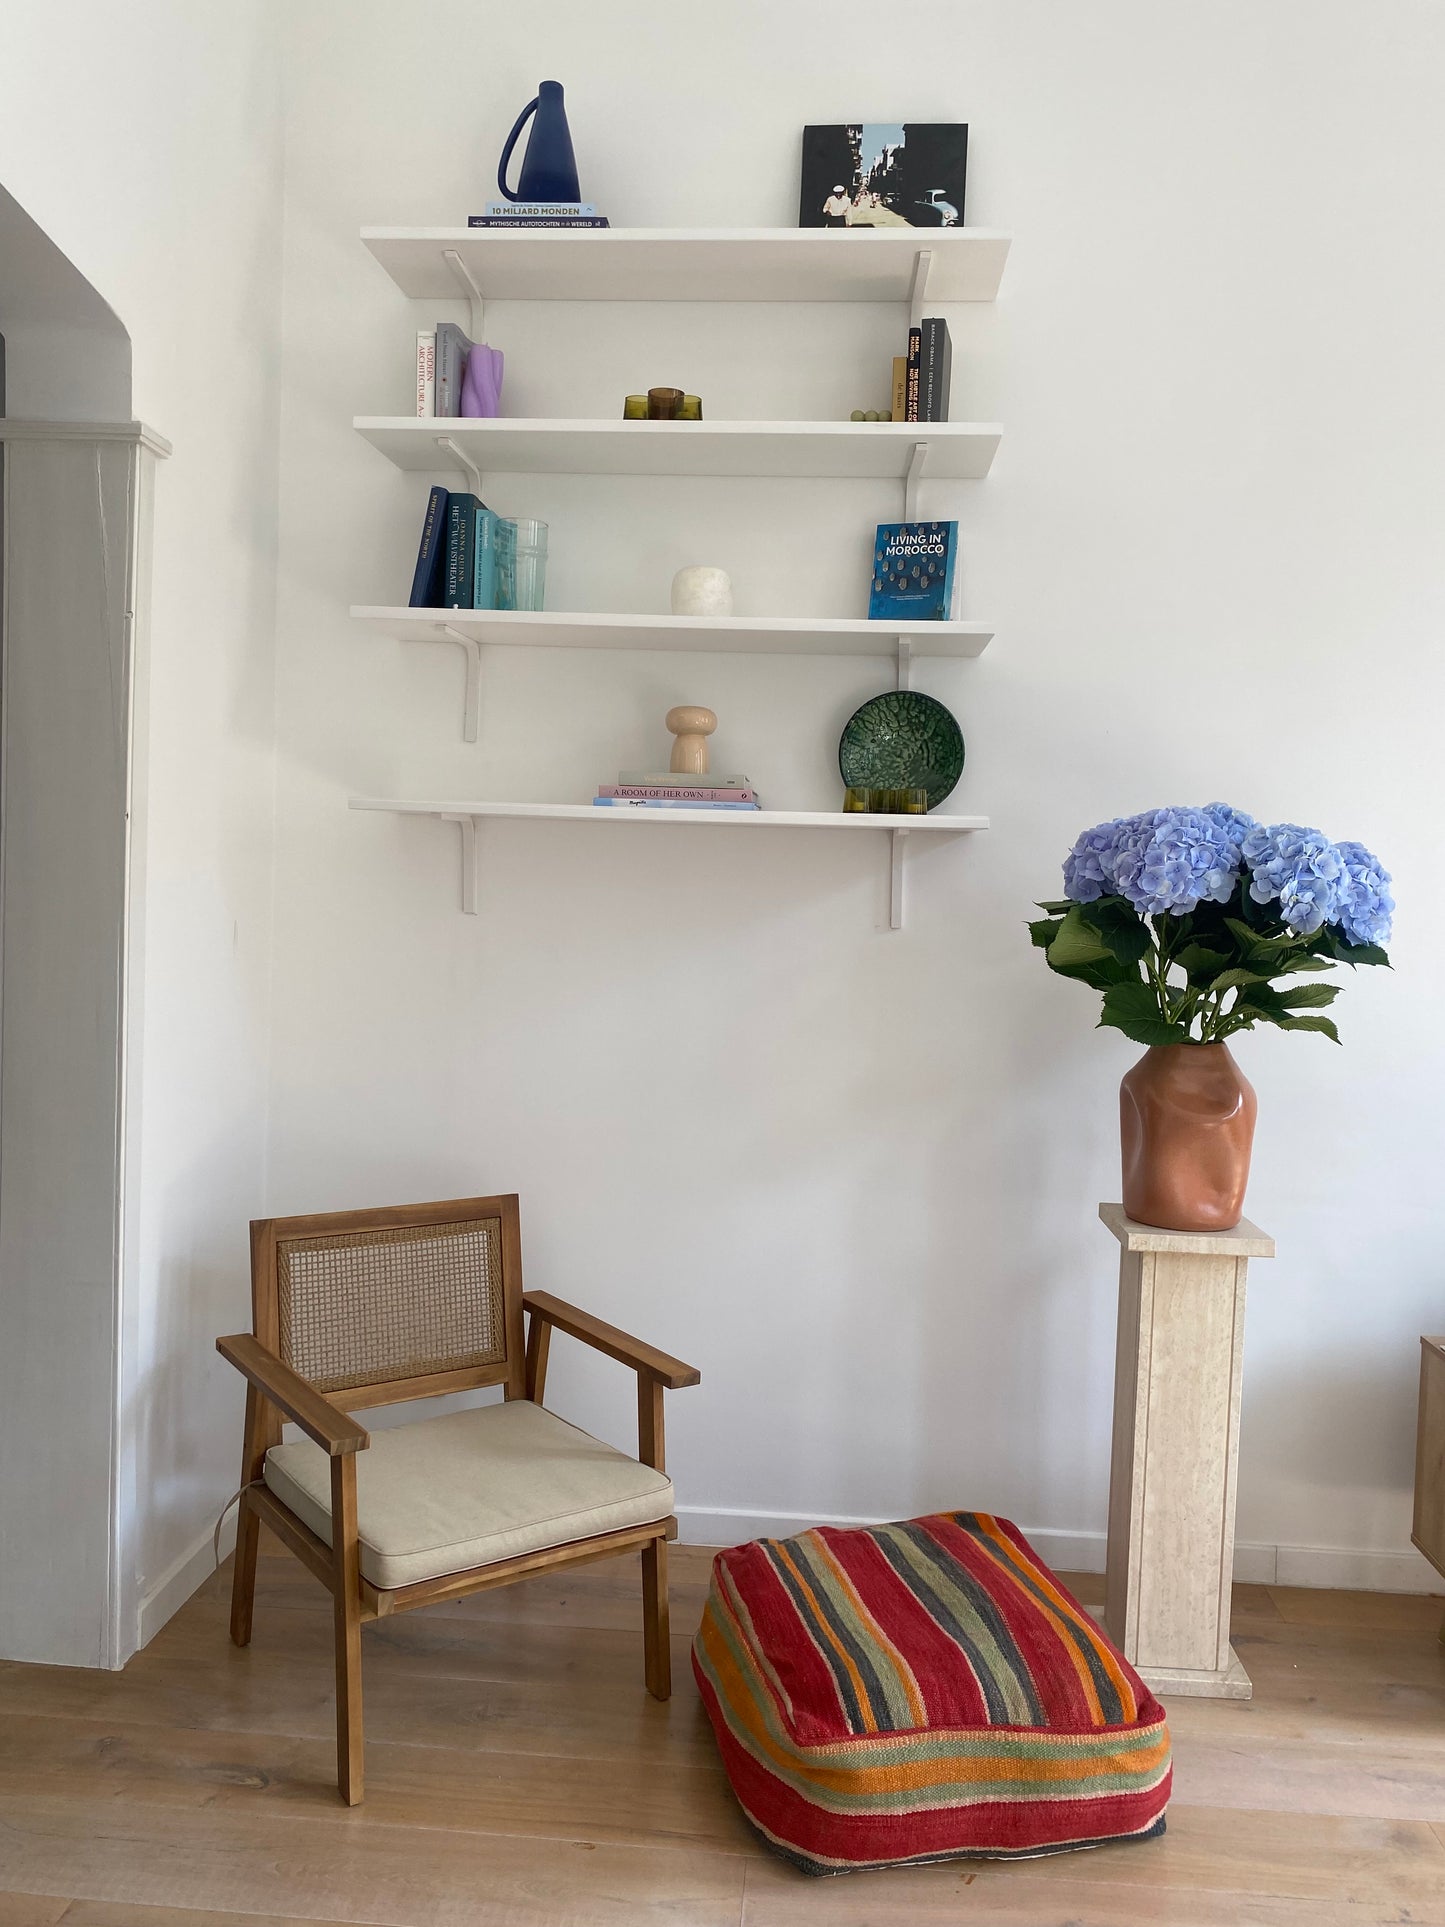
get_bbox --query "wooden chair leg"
[332,1455,365,1804]
[642,1535,671,1700]
[229,1488,261,1648]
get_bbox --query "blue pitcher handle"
[496,97,539,202]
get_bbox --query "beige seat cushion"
[264,1397,674,1590]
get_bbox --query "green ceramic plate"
[837,691,965,810]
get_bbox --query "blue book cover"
[472,507,498,610]
[591,798,761,810]
[443,492,485,608]
[867,521,959,621]
[408,485,450,607]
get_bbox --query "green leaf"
[1174,942,1231,982]
[1034,899,1073,916]
[1331,936,1391,969]
[1275,1014,1342,1044]
[1076,896,1152,965]
[1274,953,1338,973]
[1274,982,1339,1009]
[1208,966,1274,993]
[1028,916,1063,950]
[1046,905,1116,971]
[1097,980,1190,1048]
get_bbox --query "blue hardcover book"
[472,507,498,611]
[591,797,761,810]
[443,492,485,608]
[867,521,959,622]
[408,485,450,607]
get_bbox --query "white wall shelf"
[351,607,994,742]
[350,797,987,929]
[356,417,1001,486]
[362,226,1012,308]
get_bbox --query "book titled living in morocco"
[867,521,960,621]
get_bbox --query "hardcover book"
[482,201,598,217]
[408,485,449,607]
[443,492,486,608]
[798,123,967,229]
[598,785,758,802]
[891,355,908,424]
[472,506,498,611]
[592,797,760,810]
[467,216,610,228]
[415,330,436,418]
[919,316,952,423]
[435,322,474,418]
[905,324,921,423]
[867,521,960,622]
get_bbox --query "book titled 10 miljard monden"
[867,521,960,621]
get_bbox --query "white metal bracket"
[904,440,930,522]
[908,248,934,331]
[443,247,486,340]
[889,829,909,931]
[439,625,483,742]
[441,812,479,915]
[437,435,483,498]
[896,636,913,691]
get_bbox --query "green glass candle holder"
[623,395,648,420]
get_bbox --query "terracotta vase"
[1119,1043,1257,1233]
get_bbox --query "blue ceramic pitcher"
[497,82,580,203]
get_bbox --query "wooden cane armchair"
[217,1194,699,1804]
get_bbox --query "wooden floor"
[1,1537,1444,1925]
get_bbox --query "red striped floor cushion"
[691,1512,1171,1875]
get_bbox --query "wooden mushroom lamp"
[666,705,717,776]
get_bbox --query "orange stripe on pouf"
[691,1511,1171,1876]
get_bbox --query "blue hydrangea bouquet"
[1030,805,1393,1047]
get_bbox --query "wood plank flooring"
[1,1535,1443,1924]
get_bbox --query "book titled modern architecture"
[867,521,960,621]
[415,330,436,418]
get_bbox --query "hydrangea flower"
[1201,802,1257,856]
[1334,840,1394,947]
[1240,823,1345,936]
[1064,807,1244,915]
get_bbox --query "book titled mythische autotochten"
[867,521,960,621]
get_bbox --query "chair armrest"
[522,1291,700,1389]
[217,1333,370,1457]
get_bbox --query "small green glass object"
[843,785,870,812]
[623,395,648,419]
[678,394,702,420]
[900,786,928,813]
[648,387,683,419]
[850,409,866,421]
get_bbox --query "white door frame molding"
[0,417,169,1667]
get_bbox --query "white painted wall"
[266,0,1445,1590]
[0,3,285,1656]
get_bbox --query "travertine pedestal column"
[1101,1202,1274,1699]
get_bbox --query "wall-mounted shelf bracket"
[896,636,913,691]
[442,247,486,339]
[908,248,934,331]
[436,435,484,497]
[441,812,479,915]
[889,828,910,931]
[438,625,483,741]
[904,440,930,521]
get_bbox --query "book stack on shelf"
[415,322,483,418]
[593,774,761,812]
[468,201,610,229]
[893,317,951,423]
[409,485,518,611]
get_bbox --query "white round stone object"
[671,565,734,617]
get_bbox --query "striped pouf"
[691,1512,1171,1875]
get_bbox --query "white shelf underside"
[362,226,1012,305]
[351,608,993,659]
[351,798,987,930]
[356,418,1001,482]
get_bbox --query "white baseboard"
[137,1508,236,1652]
[674,1507,1444,1596]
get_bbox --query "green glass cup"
[843,786,871,812]
[623,395,648,420]
[678,394,702,420]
